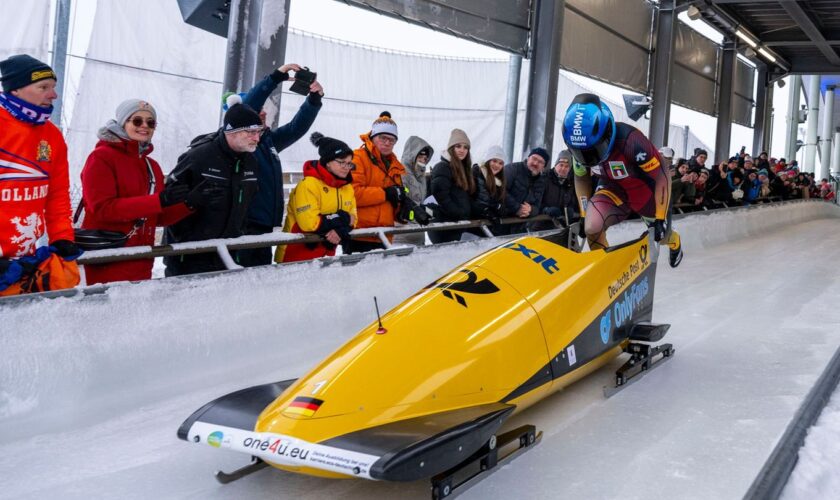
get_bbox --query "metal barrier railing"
[77,215,567,269]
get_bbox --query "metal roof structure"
[687,0,840,78]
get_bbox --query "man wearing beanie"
[530,149,579,235]
[162,94,262,277]
[235,63,325,267]
[0,54,81,296]
[348,111,407,253]
[502,147,548,234]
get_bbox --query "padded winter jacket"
[275,160,356,263]
[0,105,74,258]
[80,138,189,284]
[430,157,474,222]
[503,161,546,216]
[163,131,259,276]
[351,133,405,242]
[242,70,322,231]
[400,136,433,206]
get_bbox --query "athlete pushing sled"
[561,93,683,267]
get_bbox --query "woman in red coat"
[80,99,191,284]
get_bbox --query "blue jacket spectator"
[236,63,323,267]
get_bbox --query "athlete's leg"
[585,192,632,250]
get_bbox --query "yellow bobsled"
[179,230,673,492]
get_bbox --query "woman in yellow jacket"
[275,133,357,263]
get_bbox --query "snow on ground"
[1,201,839,499]
[782,382,840,499]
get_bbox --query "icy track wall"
[1,201,837,443]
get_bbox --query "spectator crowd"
[0,53,835,295]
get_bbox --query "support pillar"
[785,75,801,162]
[50,0,71,129]
[222,0,290,125]
[502,55,523,164]
[752,64,771,155]
[522,0,564,158]
[649,0,676,149]
[818,86,835,180]
[832,129,840,175]
[803,75,821,173]
[714,40,737,164]
[223,0,251,96]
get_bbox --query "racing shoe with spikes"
[668,230,683,268]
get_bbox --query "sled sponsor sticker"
[503,242,559,275]
[188,422,380,479]
[599,312,612,344]
[566,345,577,366]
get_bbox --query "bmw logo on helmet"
[561,93,616,167]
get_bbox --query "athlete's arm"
[629,134,670,220]
[572,159,592,217]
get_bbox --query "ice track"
[1,201,839,500]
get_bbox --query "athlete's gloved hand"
[159,183,190,207]
[577,217,586,238]
[384,185,404,206]
[652,219,667,242]
[50,239,83,259]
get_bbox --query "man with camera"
[235,63,324,267]
[163,97,262,277]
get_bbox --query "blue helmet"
[561,93,616,166]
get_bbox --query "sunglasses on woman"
[128,116,157,129]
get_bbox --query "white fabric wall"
[0,0,50,63]
[60,0,712,189]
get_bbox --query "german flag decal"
[284,397,324,418]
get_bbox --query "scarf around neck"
[0,92,53,125]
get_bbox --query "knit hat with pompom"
[370,111,398,139]
[311,131,353,165]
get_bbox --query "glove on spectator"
[412,205,433,226]
[543,206,563,218]
[186,182,226,210]
[50,239,82,259]
[159,183,191,207]
[384,185,404,206]
[316,210,352,236]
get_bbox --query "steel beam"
[752,64,770,155]
[779,0,840,66]
[803,75,821,173]
[50,0,71,129]
[522,0,564,158]
[337,0,531,55]
[785,75,802,162]
[649,0,677,149]
[715,41,737,164]
[502,55,523,164]
[818,86,835,180]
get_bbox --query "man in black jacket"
[530,149,578,233]
[503,147,548,234]
[163,98,262,277]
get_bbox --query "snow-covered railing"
[77,215,563,268]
